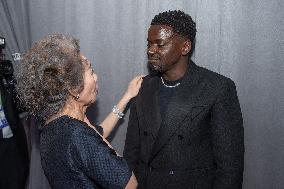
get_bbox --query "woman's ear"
[68,89,80,101]
[182,40,191,55]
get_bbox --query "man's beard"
[148,62,163,74]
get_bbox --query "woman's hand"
[99,75,144,138]
[123,75,144,101]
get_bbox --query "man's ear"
[182,40,191,55]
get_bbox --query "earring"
[75,94,80,100]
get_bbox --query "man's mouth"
[148,58,159,61]
[148,59,160,66]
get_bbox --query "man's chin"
[148,64,162,73]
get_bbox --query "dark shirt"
[40,115,131,189]
[159,77,182,120]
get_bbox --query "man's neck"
[162,59,189,81]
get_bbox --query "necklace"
[160,77,181,88]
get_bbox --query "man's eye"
[157,44,165,48]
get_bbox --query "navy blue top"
[40,115,131,189]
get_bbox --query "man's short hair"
[151,10,197,43]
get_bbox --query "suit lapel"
[150,62,205,160]
[139,75,162,140]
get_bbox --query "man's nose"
[147,45,157,55]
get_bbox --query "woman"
[16,33,142,189]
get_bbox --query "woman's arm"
[99,75,143,138]
[125,173,138,189]
[85,75,142,138]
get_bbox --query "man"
[124,10,244,189]
[0,49,29,189]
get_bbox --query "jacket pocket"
[191,105,206,120]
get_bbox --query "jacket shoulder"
[196,65,236,88]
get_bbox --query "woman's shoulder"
[42,115,100,141]
[45,115,91,130]
[40,115,103,160]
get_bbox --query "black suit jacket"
[124,62,244,189]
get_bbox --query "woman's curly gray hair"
[16,33,84,121]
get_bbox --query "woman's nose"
[93,73,98,81]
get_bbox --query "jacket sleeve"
[123,98,141,171]
[211,79,244,189]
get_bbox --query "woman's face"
[78,55,98,106]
